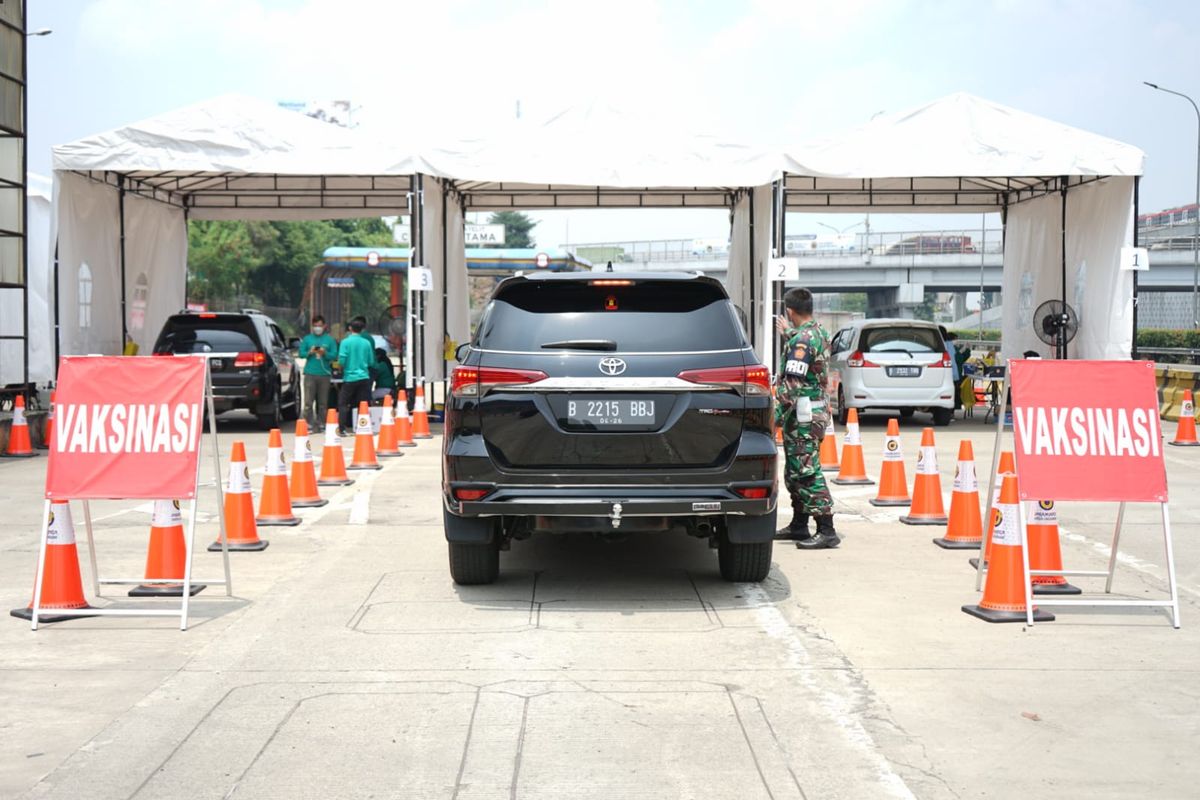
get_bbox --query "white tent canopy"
[45,91,1145,386]
[775,92,1145,360]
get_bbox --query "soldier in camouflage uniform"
[774,287,840,549]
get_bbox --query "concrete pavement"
[1,412,1198,799]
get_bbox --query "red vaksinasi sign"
[1010,359,1167,503]
[45,356,206,499]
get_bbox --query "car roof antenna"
[606,261,613,272]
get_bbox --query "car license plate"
[558,396,658,429]
[887,366,922,378]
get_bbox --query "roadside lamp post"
[1145,81,1200,329]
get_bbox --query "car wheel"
[835,388,849,426]
[256,386,282,431]
[931,407,953,427]
[717,532,772,582]
[900,408,915,419]
[448,540,500,585]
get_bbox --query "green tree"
[488,211,537,248]
[187,220,275,305]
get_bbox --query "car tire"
[717,533,772,582]
[931,407,953,427]
[256,386,282,431]
[835,388,849,427]
[448,540,500,585]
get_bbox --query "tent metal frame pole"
[441,180,448,380]
[118,175,129,348]
[20,2,28,388]
[748,189,756,354]
[52,242,60,378]
[1133,176,1140,359]
[1059,175,1068,360]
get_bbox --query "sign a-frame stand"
[976,359,1180,628]
[30,355,233,632]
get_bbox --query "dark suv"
[443,273,777,585]
[153,310,300,430]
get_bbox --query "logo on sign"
[599,357,627,376]
[1039,500,1054,511]
[993,508,1003,527]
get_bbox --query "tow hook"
[610,503,623,529]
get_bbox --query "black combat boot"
[796,514,840,550]
[774,510,811,541]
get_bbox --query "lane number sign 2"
[770,258,800,282]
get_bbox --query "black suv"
[443,273,777,585]
[152,310,300,430]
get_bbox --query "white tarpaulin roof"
[52,95,427,220]
[421,103,778,209]
[783,92,1145,180]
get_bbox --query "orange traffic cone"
[969,450,1017,570]
[394,390,416,448]
[318,409,355,486]
[256,428,301,526]
[37,390,55,450]
[832,409,874,485]
[289,420,328,508]
[209,441,268,551]
[11,500,92,622]
[3,395,37,458]
[819,417,839,471]
[870,419,910,506]
[348,401,383,470]
[129,499,206,597]
[1027,500,1081,595]
[901,428,948,525]
[376,395,403,458]
[962,474,1054,623]
[412,385,433,439]
[933,440,983,549]
[1170,389,1199,446]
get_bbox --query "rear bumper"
[843,380,955,409]
[452,487,774,519]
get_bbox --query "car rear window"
[155,317,259,354]
[476,280,747,352]
[860,326,943,354]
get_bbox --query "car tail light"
[847,351,881,369]
[198,313,217,318]
[678,364,771,395]
[589,279,633,286]
[234,351,265,367]
[936,352,952,368]
[454,488,490,501]
[735,486,770,499]
[451,366,547,397]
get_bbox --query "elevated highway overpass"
[595,250,1197,293]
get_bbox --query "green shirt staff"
[298,332,338,376]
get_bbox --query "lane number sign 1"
[408,266,434,291]
[769,258,800,282]
[1120,247,1149,271]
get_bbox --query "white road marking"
[348,488,371,525]
[740,584,915,799]
[1060,526,1200,599]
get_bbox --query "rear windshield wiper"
[540,339,618,351]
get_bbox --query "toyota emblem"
[599,357,627,376]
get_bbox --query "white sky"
[26,0,1200,247]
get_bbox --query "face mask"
[312,326,324,335]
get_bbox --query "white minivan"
[827,319,956,426]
